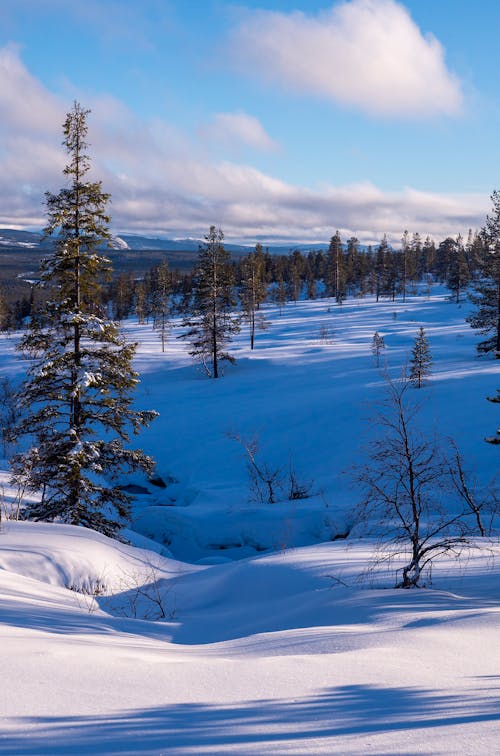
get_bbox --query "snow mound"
[0,521,185,595]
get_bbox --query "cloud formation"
[228,0,463,119]
[0,45,486,244]
[199,112,279,153]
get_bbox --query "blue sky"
[0,0,499,243]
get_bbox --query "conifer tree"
[422,236,436,277]
[181,225,240,378]
[401,230,410,303]
[409,327,432,388]
[11,102,157,536]
[240,243,268,349]
[446,234,471,303]
[485,389,500,445]
[274,275,287,315]
[345,236,361,295]
[375,235,391,302]
[326,231,346,304]
[468,190,500,357]
[371,331,386,367]
[135,281,147,324]
[152,259,171,352]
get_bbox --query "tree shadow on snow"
[2,682,500,755]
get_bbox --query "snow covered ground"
[1,288,499,754]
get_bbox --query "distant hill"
[0,229,330,256]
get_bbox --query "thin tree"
[354,378,492,588]
[446,234,470,303]
[10,102,157,537]
[409,327,432,388]
[152,259,171,352]
[181,225,240,378]
[240,244,268,350]
[401,230,409,303]
[326,231,346,304]
[371,331,386,368]
[375,235,391,302]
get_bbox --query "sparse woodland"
[0,105,498,589]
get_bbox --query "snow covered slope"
[0,287,499,753]
[124,288,498,560]
[1,520,500,754]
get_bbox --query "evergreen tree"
[10,102,157,537]
[345,236,361,295]
[152,259,171,352]
[375,235,391,301]
[485,389,499,445]
[409,327,432,388]
[412,232,425,278]
[446,234,470,303]
[112,272,134,321]
[401,231,410,303]
[325,231,346,304]
[421,236,436,278]
[465,229,484,280]
[287,249,304,303]
[181,225,240,378]
[371,331,386,367]
[274,274,287,315]
[436,237,456,283]
[135,281,146,324]
[240,244,268,350]
[468,190,500,357]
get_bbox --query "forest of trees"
[1,202,498,358]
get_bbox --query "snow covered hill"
[0,287,499,753]
[1,519,500,754]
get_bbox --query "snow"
[1,286,499,753]
[111,236,130,250]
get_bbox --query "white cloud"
[0,45,485,244]
[199,112,279,152]
[228,0,463,119]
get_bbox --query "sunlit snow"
[0,286,499,754]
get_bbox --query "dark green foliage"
[468,190,500,357]
[151,259,171,352]
[409,327,432,388]
[240,243,268,349]
[325,231,346,303]
[11,102,157,537]
[374,235,395,302]
[446,235,471,303]
[181,226,240,378]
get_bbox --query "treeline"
[91,229,488,323]
[0,227,491,333]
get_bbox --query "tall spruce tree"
[446,234,470,303]
[240,243,268,350]
[375,235,391,302]
[325,231,346,304]
[468,190,500,357]
[152,259,171,352]
[409,327,432,388]
[181,225,240,378]
[11,102,157,537]
[401,231,410,303]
